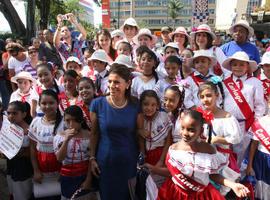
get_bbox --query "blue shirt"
[221,41,260,64]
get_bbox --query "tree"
[0,0,26,37]
[168,0,184,29]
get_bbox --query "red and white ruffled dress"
[157,148,228,200]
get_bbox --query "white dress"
[131,76,156,99]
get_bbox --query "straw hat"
[111,29,124,38]
[133,28,157,45]
[229,20,254,39]
[190,24,216,40]
[222,51,257,72]
[114,54,134,69]
[66,56,82,65]
[189,50,217,67]
[161,26,172,33]
[164,42,179,52]
[260,52,270,65]
[11,71,37,85]
[120,17,139,30]
[169,27,191,41]
[89,49,112,64]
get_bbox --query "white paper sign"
[0,120,24,159]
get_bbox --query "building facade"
[109,0,216,31]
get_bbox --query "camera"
[61,15,68,21]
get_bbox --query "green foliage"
[80,21,98,40]
[168,0,184,28]
[0,33,21,41]
[64,0,84,15]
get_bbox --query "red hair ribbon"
[195,107,214,124]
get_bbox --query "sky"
[0,0,101,33]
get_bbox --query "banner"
[0,119,24,159]
[102,0,111,29]
[192,0,209,27]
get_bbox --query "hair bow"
[192,27,198,32]
[196,107,214,124]
[210,75,222,85]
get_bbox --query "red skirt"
[37,151,61,173]
[217,147,240,173]
[145,147,163,165]
[157,178,225,200]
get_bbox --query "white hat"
[229,20,254,38]
[115,39,130,50]
[114,54,134,69]
[260,52,270,65]
[169,27,191,42]
[222,51,257,72]
[111,29,124,38]
[89,49,112,64]
[11,71,37,85]
[164,42,179,52]
[190,24,216,40]
[121,17,139,30]
[190,50,217,67]
[133,28,157,45]
[66,56,82,65]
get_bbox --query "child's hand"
[91,160,101,177]
[143,163,155,173]
[231,183,250,198]
[138,129,151,139]
[64,128,77,141]
[245,164,253,176]
[33,170,43,183]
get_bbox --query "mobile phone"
[62,15,68,20]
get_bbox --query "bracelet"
[89,156,96,161]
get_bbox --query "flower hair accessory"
[210,75,222,85]
[196,107,214,124]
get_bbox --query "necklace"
[110,96,127,109]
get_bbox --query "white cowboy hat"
[222,51,257,72]
[229,20,254,39]
[89,49,112,65]
[11,71,37,85]
[169,27,191,42]
[133,28,157,45]
[111,29,124,38]
[189,50,217,67]
[66,56,82,65]
[120,17,139,30]
[114,54,134,69]
[164,42,179,52]
[259,52,270,65]
[190,24,216,40]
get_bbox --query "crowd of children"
[0,15,269,200]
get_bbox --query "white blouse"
[131,76,157,99]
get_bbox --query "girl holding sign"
[5,101,33,200]
[29,90,64,199]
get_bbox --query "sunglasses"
[28,50,37,54]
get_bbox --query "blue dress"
[90,97,139,200]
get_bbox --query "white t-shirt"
[8,55,29,75]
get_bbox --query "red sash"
[258,75,270,101]
[60,161,89,177]
[224,77,254,131]
[191,72,205,86]
[251,120,270,152]
[58,92,79,112]
[168,156,206,193]
[212,47,223,76]
[77,101,91,129]
[36,86,43,96]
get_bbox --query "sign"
[102,0,111,29]
[0,119,24,159]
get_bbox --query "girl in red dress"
[145,110,250,200]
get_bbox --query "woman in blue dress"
[90,63,139,200]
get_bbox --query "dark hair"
[194,32,213,50]
[198,81,225,109]
[8,101,32,125]
[140,90,160,109]
[96,29,116,60]
[165,85,185,117]
[64,105,90,130]
[139,46,159,83]
[165,55,184,79]
[172,34,189,48]
[37,63,60,95]
[40,90,62,135]
[183,109,204,127]
[109,63,137,103]
[64,69,80,79]
[78,77,95,90]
